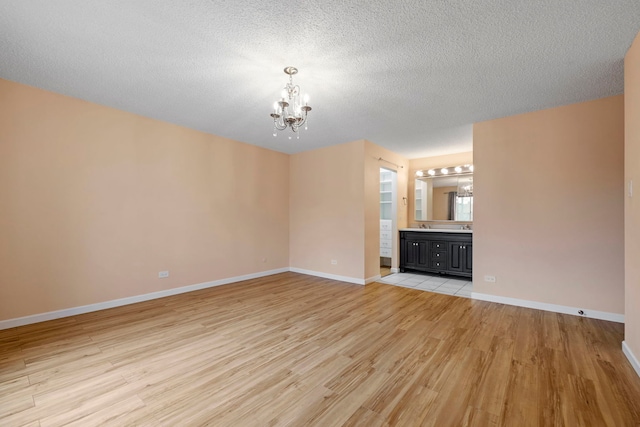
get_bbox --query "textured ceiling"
[0,1,638,159]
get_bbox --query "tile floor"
[379,272,473,298]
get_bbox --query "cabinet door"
[449,242,472,274]
[404,240,418,268]
[448,242,464,273]
[402,239,415,269]
[402,239,428,270]
[463,243,473,273]
[416,241,429,268]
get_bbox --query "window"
[455,196,473,221]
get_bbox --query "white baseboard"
[365,274,381,284]
[623,341,640,379]
[471,292,624,323]
[390,268,399,274]
[0,268,289,331]
[289,267,365,285]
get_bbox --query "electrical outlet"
[262,257,267,263]
[484,275,496,283]
[331,260,338,265]
[158,271,169,278]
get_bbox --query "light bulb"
[303,94,309,104]
[273,102,278,112]
[428,169,436,176]
[441,168,448,174]
[454,166,462,173]
[416,171,424,177]
[281,89,287,99]
[469,165,474,172]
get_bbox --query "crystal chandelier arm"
[273,117,288,130]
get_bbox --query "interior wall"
[289,140,408,282]
[625,33,640,363]
[473,95,625,314]
[364,140,409,278]
[432,186,458,221]
[408,152,473,224]
[289,141,366,280]
[0,78,290,321]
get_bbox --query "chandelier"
[270,66,312,136]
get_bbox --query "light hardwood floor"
[1,272,639,426]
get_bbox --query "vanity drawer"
[431,241,447,251]
[380,239,392,248]
[380,247,392,257]
[430,259,446,269]
[431,250,446,260]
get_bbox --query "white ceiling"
[0,1,638,159]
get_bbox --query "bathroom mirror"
[415,174,473,221]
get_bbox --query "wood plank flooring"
[1,272,639,426]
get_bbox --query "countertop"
[399,228,473,233]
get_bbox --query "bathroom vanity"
[399,229,472,278]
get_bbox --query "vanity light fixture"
[416,164,474,178]
[270,66,312,139]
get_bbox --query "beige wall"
[625,33,640,360]
[408,152,473,224]
[289,141,366,279]
[364,141,409,277]
[432,186,458,220]
[289,140,408,281]
[473,95,624,314]
[0,78,290,321]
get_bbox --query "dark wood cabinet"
[402,238,429,270]
[447,242,472,275]
[400,231,472,278]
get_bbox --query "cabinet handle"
[459,245,462,249]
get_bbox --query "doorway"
[380,168,397,277]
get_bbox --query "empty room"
[1,1,640,426]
